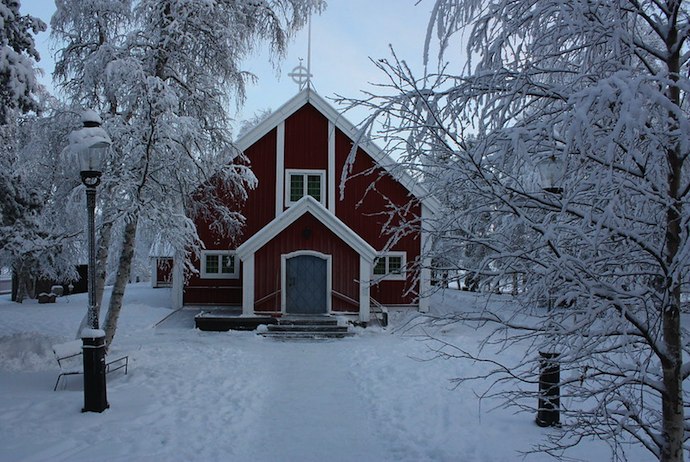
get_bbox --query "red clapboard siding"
[184,128,277,306]
[334,127,420,304]
[284,104,329,171]
[184,285,242,306]
[239,127,278,241]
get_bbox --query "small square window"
[205,255,219,274]
[372,253,406,280]
[388,256,402,274]
[285,170,325,206]
[373,258,386,275]
[221,255,235,274]
[201,251,239,279]
[290,175,304,202]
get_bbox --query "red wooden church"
[174,89,437,323]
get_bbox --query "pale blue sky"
[24,0,444,128]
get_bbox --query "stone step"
[260,330,353,339]
[261,316,352,339]
[267,324,348,333]
[276,317,338,326]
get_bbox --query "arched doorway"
[284,252,329,315]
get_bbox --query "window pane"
[388,256,402,274]
[221,255,234,274]
[373,258,386,275]
[205,255,219,274]
[290,174,304,202]
[307,175,321,201]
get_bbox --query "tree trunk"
[660,156,685,462]
[103,215,138,350]
[661,290,684,462]
[660,18,685,461]
[94,218,114,310]
[660,187,684,462]
[13,257,34,303]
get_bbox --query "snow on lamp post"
[69,109,111,413]
[535,153,562,427]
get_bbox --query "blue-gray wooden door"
[285,255,327,314]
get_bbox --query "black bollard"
[536,351,560,427]
[82,332,109,413]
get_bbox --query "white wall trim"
[328,120,336,213]
[359,255,371,323]
[171,252,184,309]
[275,121,285,217]
[151,259,158,288]
[242,254,255,316]
[280,250,332,315]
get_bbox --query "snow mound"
[0,332,61,372]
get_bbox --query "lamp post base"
[536,351,560,427]
[81,332,108,413]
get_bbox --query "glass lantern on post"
[536,154,564,195]
[74,109,110,187]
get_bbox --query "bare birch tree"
[344,1,690,461]
[52,0,325,346]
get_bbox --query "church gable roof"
[236,88,440,215]
[235,195,377,260]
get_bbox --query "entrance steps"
[261,316,352,339]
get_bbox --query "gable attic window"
[373,252,406,281]
[285,169,325,206]
[201,251,239,279]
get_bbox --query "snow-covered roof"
[236,88,441,215]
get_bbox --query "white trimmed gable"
[235,88,441,216]
[236,195,377,261]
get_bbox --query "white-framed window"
[373,252,406,280]
[285,169,326,206]
[201,250,239,279]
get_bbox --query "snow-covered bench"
[52,340,129,391]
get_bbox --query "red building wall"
[184,128,277,306]
[186,101,422,308]
[284,105,329,171]
[334,128,420,305]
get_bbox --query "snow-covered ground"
[0,284,648,461]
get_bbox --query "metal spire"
[288,14,313,91]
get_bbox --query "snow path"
[239,338,391,461]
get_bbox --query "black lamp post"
[69,110,111,413]
[535,153,563,427]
